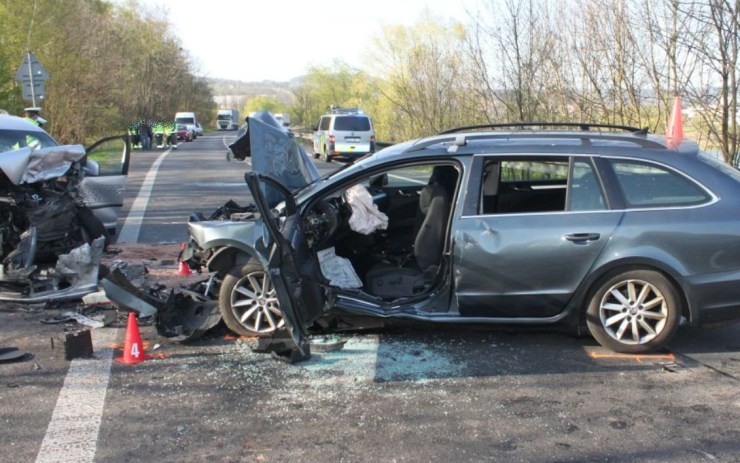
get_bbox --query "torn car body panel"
[0,132,130,302]
[228,111,319,200]
[0,236,104,303]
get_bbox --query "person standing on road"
[138,119,152,150]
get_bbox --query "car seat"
[365,166,456,298]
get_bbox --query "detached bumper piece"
[102,269,220,342]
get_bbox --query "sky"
[147,0,475,82]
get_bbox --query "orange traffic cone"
[176,242,193,276]
[115,312,152,364]
[177,260,193,276]
[666,95,684,149]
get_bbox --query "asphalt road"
[1,132,739,463]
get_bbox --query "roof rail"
[441,122,646,134]
[329,105,363,115]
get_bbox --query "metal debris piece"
[0,347,27,363]
[60,311,105,328]
[0,237,105,303]
[102,268,221,342]
[101,268,160,318]
[311,339,347,353]
[253,329,310,364]
[155,290,221,342]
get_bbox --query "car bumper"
[685,270,740,326]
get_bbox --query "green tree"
[0,0,215,143]
[370,15,477,139]
[243,95,287,116]
[291,61,379,129]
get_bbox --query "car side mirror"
[84,159,100,176]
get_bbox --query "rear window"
[333,116,371,132]
[609,159,711,208]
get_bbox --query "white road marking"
[35,329,118,463]
[117,148,172,243]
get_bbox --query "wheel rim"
[599,279,668,345]
[230,270,284,334]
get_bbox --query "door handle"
[564,233,600,243]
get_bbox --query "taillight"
[370,135,375,142]
[329,135,335,144]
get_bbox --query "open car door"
[81,135,130,236]
[245,172,326,360]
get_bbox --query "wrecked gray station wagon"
[182,110,740,359]
[0,115,129,302]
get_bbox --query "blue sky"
[148,0,474,81]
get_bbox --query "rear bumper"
[684,270,740,326]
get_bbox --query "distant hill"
[207,77,302,109]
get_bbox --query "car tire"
[586,269,681,354]
[219,261,284,337]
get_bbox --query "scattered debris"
[311,338,347,353]
[81,290,111,306]
[253,329,310,364]
[0,347,27,363]
[102,268,221,343]
[64,330,93,360]
[102,269,160,318]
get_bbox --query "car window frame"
[465,154,616,217]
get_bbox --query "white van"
[313,107,375,162]
[175,112,198,139]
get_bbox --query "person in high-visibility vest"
[23,107,46,128]
[22,108,46,149]
[164,121,178,149]
[152,121,165,148]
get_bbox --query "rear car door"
[80,135,130,236]
[245,172,326,356]
[454,155,623,318]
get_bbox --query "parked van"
[175,112,199,139]
[313,107,374,162]
[217,109,240,131]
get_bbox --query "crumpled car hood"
[0,145,86,185]
[228,111,319,204]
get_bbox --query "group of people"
[128,119,178,150]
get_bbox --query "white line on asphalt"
[35,329,118,463]
[117,148,172,243]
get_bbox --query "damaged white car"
[0,115,130,302]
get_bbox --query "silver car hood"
[0,144,86,185]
